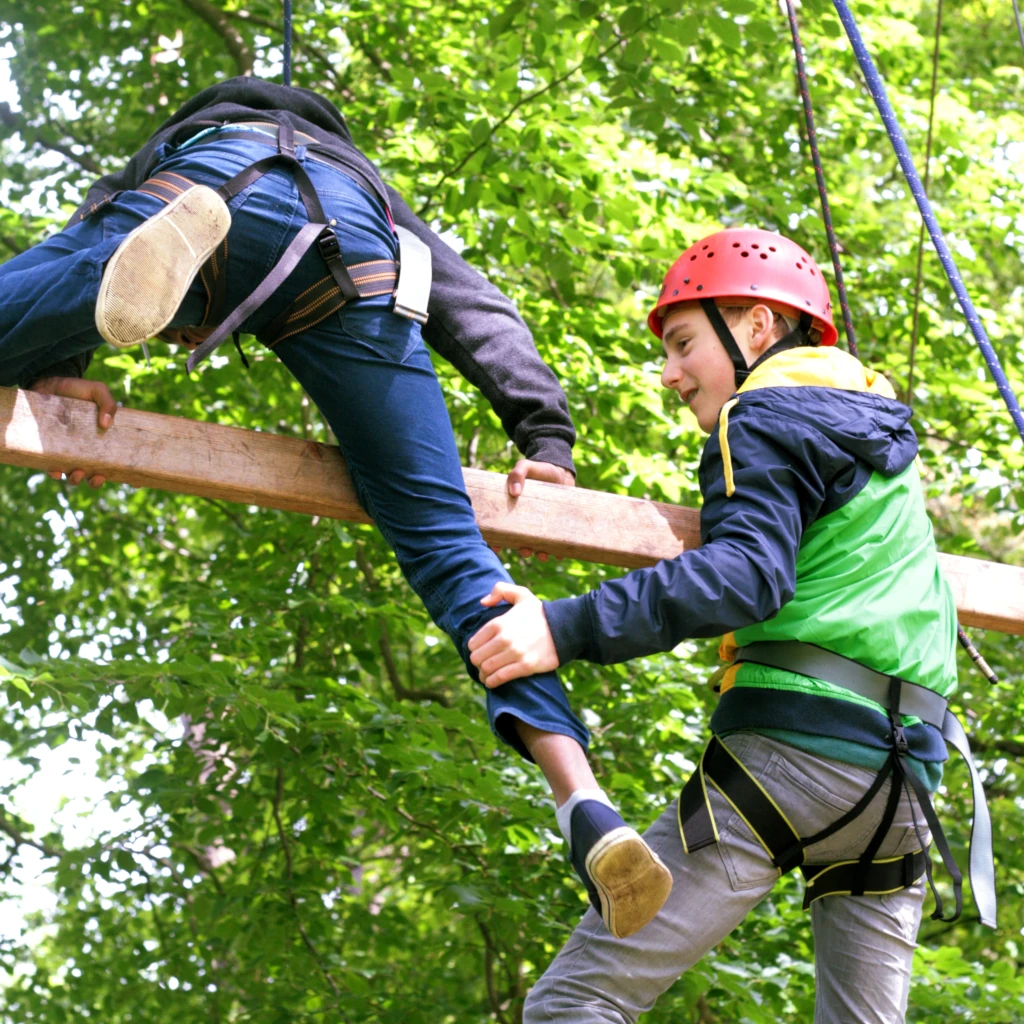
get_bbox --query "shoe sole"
[95,185,230,349]
[585,826,673,939]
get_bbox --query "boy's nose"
[661,360,680,390]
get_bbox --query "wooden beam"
[3,386,1022,634]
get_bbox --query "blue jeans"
[0,135,589,759]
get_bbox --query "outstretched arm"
[386,186,577,479]
[470,407,834,683]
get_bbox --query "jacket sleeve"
[386,186,576,475]
[543,407,835,665]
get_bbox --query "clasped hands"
[468,582,560,688]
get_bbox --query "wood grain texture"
[2,386,1020,633]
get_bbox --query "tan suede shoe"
[95,185,230,349]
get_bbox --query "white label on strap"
[393,225,432,325]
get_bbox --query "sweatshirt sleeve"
[386,186,576,475]
[543,406,835,665]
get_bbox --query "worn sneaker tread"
[96,185,230,349]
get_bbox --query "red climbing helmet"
[648,228,839,347]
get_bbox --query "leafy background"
[0,0,1023,1020]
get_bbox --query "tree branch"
[417,12,662,218]
[272,767,343,1000]
[353,544,453,707]
[180,0,254,76]
[0,102,102,175]
[478,919,511,1024]
[0,810,61,860]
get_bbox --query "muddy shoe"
[95,185,230,349]
[570,800,673,939]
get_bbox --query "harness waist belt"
[734,640,948,728]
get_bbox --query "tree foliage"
[0,0,1022,1020]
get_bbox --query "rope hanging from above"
[907,0,944,408]
[788,1,998,683]
[1014,0,1024,56]
[832,0,1024,449]
[283,0,293,86]
[784,0,858,357]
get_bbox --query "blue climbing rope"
[1013,0,1024,56]
[283,0,293,86]
[832,0,1024,447]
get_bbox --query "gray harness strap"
[733,639,996,928]
[735,640,948,728]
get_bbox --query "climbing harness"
[85,120,432,369]
[180,120,430,372]
[678,640,996,926]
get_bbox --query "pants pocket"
[338,305,421,364]
[715,740,886,891]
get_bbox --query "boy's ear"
[748,304,776,355]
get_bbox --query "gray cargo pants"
[524,732,930,1024]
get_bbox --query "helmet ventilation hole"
[741,251,749,257]
[760,253,768,260]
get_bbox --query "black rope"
[907,0,943,407]
[283,0,293,86]
[1014,0,1024,56]
[784,0,858,357]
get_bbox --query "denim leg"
[140,137,590,758]
[273,311,589,758]
[0,217,121,387]
[0,189,209,387]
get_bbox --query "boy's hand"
[490,460,575,561]
[468,582,559,687]
[28,376,116,489]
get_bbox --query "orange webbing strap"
[258,258,398,349]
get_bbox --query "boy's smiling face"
[660,302,776,433]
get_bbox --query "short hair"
[717,304,806,343]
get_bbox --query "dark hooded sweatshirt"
[31,77,576,474]
[544,347,957,777]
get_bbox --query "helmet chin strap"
[699,299,815,389]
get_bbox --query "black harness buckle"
[318,228,341,264]
[892,723,909,756]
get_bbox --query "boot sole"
[95,185,230,349]
[586,826,673,939]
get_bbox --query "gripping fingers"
[468,620,501,658]
[478,648,521,684]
